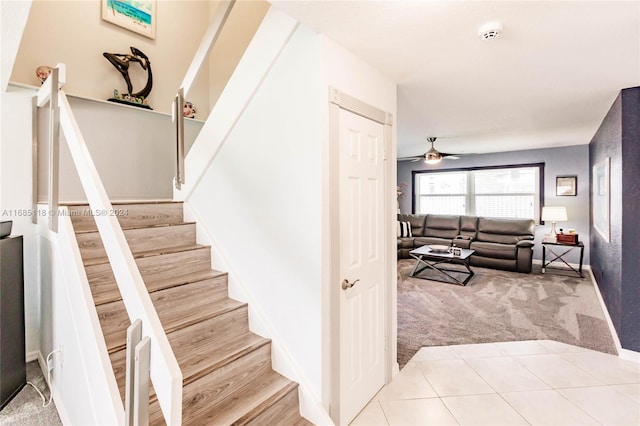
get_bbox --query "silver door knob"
[341,279,360,290]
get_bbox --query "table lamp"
[542,206,567,236]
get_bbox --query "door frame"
[323,87,398,424]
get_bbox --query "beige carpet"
[0,362,61,426]
[397,259,618,368]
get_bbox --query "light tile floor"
[351,340,640,426]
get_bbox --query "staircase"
[68,201,311,425]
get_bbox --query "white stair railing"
[36,65,182,425]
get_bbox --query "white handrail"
[39,68,183,425]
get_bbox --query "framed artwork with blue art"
[102,0,156,39]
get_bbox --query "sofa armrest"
[515,240,534,273]
[516,240,534,248]
[454,236,472,249]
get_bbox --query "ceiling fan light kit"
[425,149,442,164]
[478,21,503,40]
[424,137,443,164]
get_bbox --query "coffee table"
[409,245,475,286]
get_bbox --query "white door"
[339,109,386,424]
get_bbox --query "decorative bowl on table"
[428,244,450,253]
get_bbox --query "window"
[413,164,543,221]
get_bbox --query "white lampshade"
[542,206,568,222]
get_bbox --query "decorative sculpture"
[35,65,53,84]
[183,101,196,119]
[103,47,153,109]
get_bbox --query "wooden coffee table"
[409,245,475,286]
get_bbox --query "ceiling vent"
[478,22,503,40]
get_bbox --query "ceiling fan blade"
[398,155,424,162]
[440,153,460,159]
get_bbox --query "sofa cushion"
[476,218,535,244]
[398,238,414,249]
[470,241,517,260]
[397,221,413,238]
[459,215,478,239]
[415,236,453,247]
[398,214,428,237]
[423,214,460,239]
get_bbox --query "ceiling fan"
[399,137,461,164]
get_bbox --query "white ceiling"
[270,0,640,157]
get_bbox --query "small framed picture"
[556,175,577,196]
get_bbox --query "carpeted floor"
[397,259,618,368]
[0,361,62,425]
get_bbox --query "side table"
[542,241,584,278]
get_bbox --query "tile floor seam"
[552,387,607,425]
[493,391,534,426]
[416,363,444,399]
[555,352,631,385]
[376,400,391,426]
[437,396,463,426]
[460,356,505,396]
[512,353,601,390]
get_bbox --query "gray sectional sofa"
[398,214,536,273]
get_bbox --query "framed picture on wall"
[593,158,610,242]
[556,175,577,196]
[102,0,157,39]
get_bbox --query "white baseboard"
[618,348,640,363]
[34,351,71,425]
[586,270,640,363]
[26,350,40,363]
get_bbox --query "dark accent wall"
[589,86,640,352]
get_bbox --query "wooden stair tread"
[185,370,298,426]
[74,221,195,234]
[77,222,197,262]
[147,269,226,296]
[171,330,267,386]
[90,265,224,306]
[154,283,242,336]
[110,331,268,404]
[62,200,180,206]
[100,294,245,354]
[83,243,207,267]
[68,202,185,232]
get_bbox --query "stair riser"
[77,223,196,261]
[154,280,233,332]
[86,247,213,305]
[69,203,184,232]
[152,343,273,425]
[245,386,302,426]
